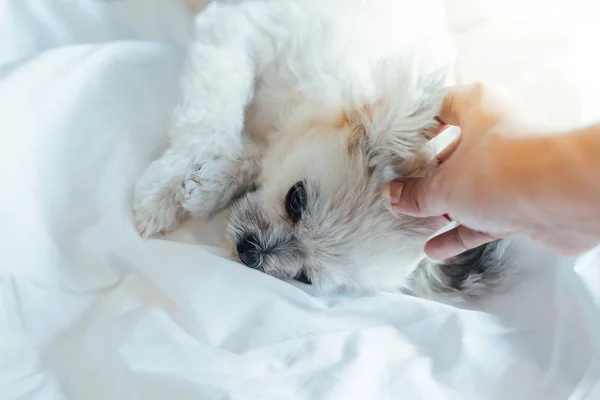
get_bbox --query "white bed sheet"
[1,1,599,399]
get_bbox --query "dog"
[133,0,509,300]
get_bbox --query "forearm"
[501,124,600,237]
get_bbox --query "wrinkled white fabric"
[0,1,599,399]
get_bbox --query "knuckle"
[455,228,469,251]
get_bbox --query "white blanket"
[1,1,599,399]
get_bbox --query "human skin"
[390,83,600,259]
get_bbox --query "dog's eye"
[285,181,307,223]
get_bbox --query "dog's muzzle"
[236,233,262,269]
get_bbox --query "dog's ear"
[348,61,446,182]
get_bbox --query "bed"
[1,1,599,399]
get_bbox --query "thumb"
[389,176,442,217]
[425,225,500,260]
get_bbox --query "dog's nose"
[237,234,262,269]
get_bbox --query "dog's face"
[225,104,445,294]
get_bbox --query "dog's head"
[226,64,447,294]
[225,100,447,291]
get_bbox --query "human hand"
[390,83,598,259]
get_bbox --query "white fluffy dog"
[133,0,508,299]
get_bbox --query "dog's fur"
[133,0,509,300]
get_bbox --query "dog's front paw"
[175,158,247,216]
[132,155,191,237]
[133,151,254,237]
[133,198,187,238]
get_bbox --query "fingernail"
[390,182,404,205]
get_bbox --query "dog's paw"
[133,153,252,237]
[133,199,187,238]
[133,187,187,238]
[175,159,244,216]
[132,155,192,238]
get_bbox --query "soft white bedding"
[1,1,599,399]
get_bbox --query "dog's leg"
[133,6,259,237]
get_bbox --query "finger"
[436,135,461,163]
[424,225,500,260]
[389,176,442,217]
